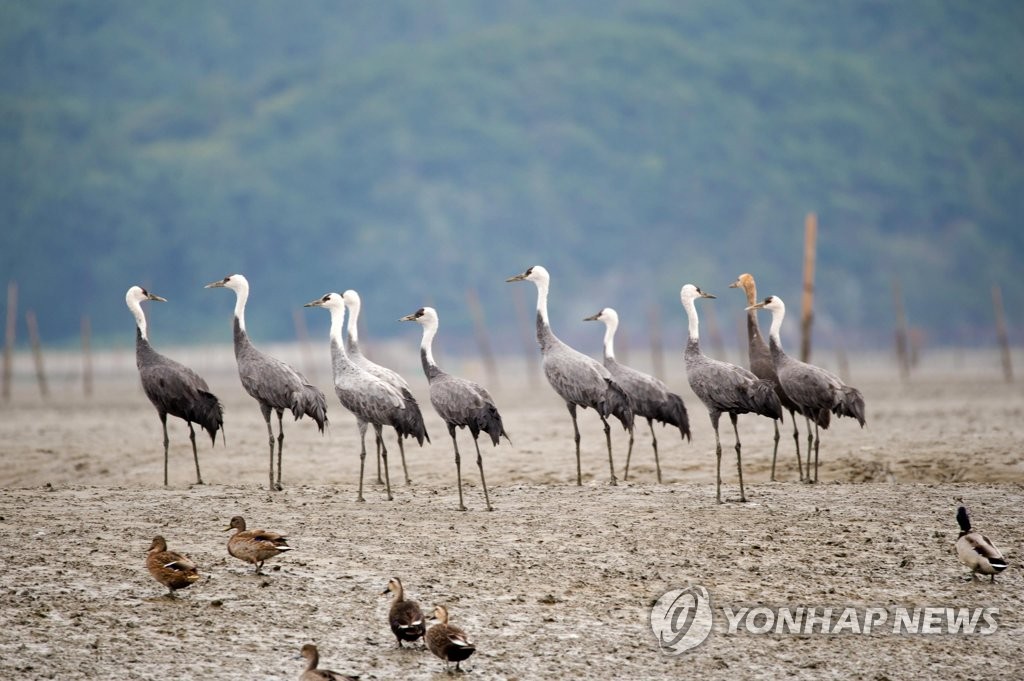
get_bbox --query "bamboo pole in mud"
[466,288,498,388]
[25,309,48,398]
[648,305,665,380]
[892,278,910,382]
[992,284,1013,382]
[800,212,817,363]
[510,285,539,388]
[292,308,318,387]
[81,315,93,397]
[3,280,15,400]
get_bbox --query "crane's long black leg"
[356,419,368,502]
[648,417,662,484]
[601,415,618,486]
[731,412,746,502]
[813,421,820,483]
[567,403,582,486]
[473,435,493,511]
[375,435,384,485]
[449,424,466,511]
[376,424,393,501]
[188,422,204,485]
[805,416,813,483]
[396,431,411,485]
[275,408,285,491]
[623,425,635,481]
[770,419,780,482]
[710,412,722,504]
[260,404,274,491]
[160,413,170,487]
[791,410,803,481]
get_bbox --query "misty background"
[2,1,1022,361]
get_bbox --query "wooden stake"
[25,309,48,397]
[3,281,17,400]
[800,212,817,362]
[993,284,1013,382]
[82,315,93,397]
[466,288,498,388]
[648,305,665,380]
[292,308,318,387]
[511,285,539,387]
[704,301,726,362]
[892,278,910,381]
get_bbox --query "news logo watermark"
[650,585,998,655]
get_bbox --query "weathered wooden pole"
[648,305,665,380]
[292,308,318,387]
[800,212,817,362]
[25,309,48,397]
[892,278,910,381]
[510,285,539,388]
[992,284,1013,382]
[3,281,17,400]
[81,315,93,397]
[466,288,498,388]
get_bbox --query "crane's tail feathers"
[750,380,783,420]
[479,403,508,447]
[659,392,691,441]
[395,390,430,446]
[833,386,866,427]
[292,385,329,433]
[604,378,635,431]
[190,390,224,445]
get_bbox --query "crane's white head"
[583,307,618,325]
[303,291,345,310]
[341,289,361,308]
[679,284,716,304]
[204,273,249,292]
[746,295,785,314]
[506,265,549,285]
[399,306,439,326]
[125,285,166,307]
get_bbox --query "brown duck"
[146,535,199,596]
[298,644,359,681]
[225,515,292,574]
[426,605,476,671]
[381,577,425,646]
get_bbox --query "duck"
[225,515,292,574]
[955,505,1008,582]
[146,535,199,596]
[298,644,359,681]
[381,577,425,646]
[426,605,476,671]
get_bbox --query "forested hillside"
[2,0,1022,351]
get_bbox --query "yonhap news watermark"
[650,585,998,655]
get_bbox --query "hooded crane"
[680,284,782,503]
[205,274,327,490]
[747,294,865,482]
[126,285,223,486]
[401,306,509,511]
[730,273,804,481]
[342,289,427,486]
[306,292,428,502]
[507,266,633,487]
[583,307,690,482]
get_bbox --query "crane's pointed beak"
[148,294,167,302]
[398,313,417,322]
[303,299,323,308]
[746,302,765,311]
[728,280,741,289]
[204,280,225,289]
[583,312,601,321]
[505,272,527,282]
[701,292,716,299]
